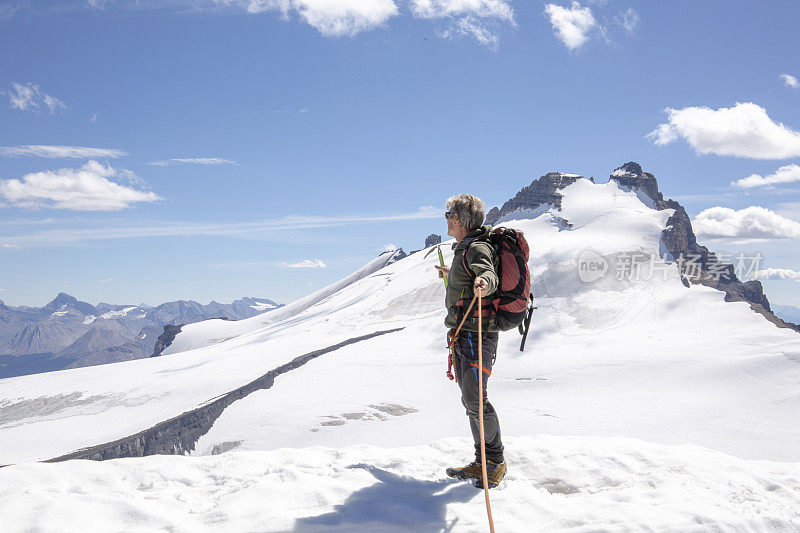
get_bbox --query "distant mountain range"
[0,294,281,379]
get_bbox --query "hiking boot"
[474,459,506,489]
[445,460,483,481]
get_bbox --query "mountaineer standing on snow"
[435,193,507,489]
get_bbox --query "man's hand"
[434,265,450,279]
[474,277,489,297]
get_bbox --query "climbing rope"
[478,291,496,533]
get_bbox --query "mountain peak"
[609,161,662,204]
[43,292,98,316]
[46,292,78,309]
[612,161,644,177]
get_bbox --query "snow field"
[1,435,798,532]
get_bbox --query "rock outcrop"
[485,172,594,225]
[425,234,442,247]
[151,324,184,357]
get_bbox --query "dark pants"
[452,330,504,464]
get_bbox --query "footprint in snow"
[318,404,418,427]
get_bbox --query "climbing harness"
[446,294,477,381]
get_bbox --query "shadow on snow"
[293,464,478,533]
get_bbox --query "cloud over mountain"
[692,205,800,240]
[648,102,800,159]
[757,268,800,280]
[731,164,800,189]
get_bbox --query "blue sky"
[1,0,799,310]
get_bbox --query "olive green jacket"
[444,225,500,332]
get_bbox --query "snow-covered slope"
[2,436,799,532]
[2,177,800,530]
[161,248,407,356]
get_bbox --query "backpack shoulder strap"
[460,237,478,277]
[461,235,494,277]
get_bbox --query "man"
[434,193,507,489]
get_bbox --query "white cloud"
[98,278,114,282]
[226,0,515,44]
[411,0,516,44]
[411,0,513,20]
[280,258,327,268]
[616,7,638,33]
[0,160,162,211]
[218,0,398,36]
[648,102,800,159]
[379,243,398,252]
[148,157,238,166]
[692,206,800,240]
[544,1,596,50]
[0,145,128,159]
[732,164,800,189]
[220,0,291,15]
[756,268,800,280]
[1,243,22,249]
[6,82,66,113]
[295,0,398,36]
[440,14,500,48]
[780,74,799,89]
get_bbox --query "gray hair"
[446,194,485,232]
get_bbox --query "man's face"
[446,211,458,237]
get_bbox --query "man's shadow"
[292,464,478,533]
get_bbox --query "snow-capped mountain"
[1,167,799,530]
[0,295,282,378]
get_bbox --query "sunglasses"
[444,210,453,219]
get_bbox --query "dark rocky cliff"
[486,172,594,225]
[151,324,185,357]
[425,234,442,247]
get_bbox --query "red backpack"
[461,227,533,336]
